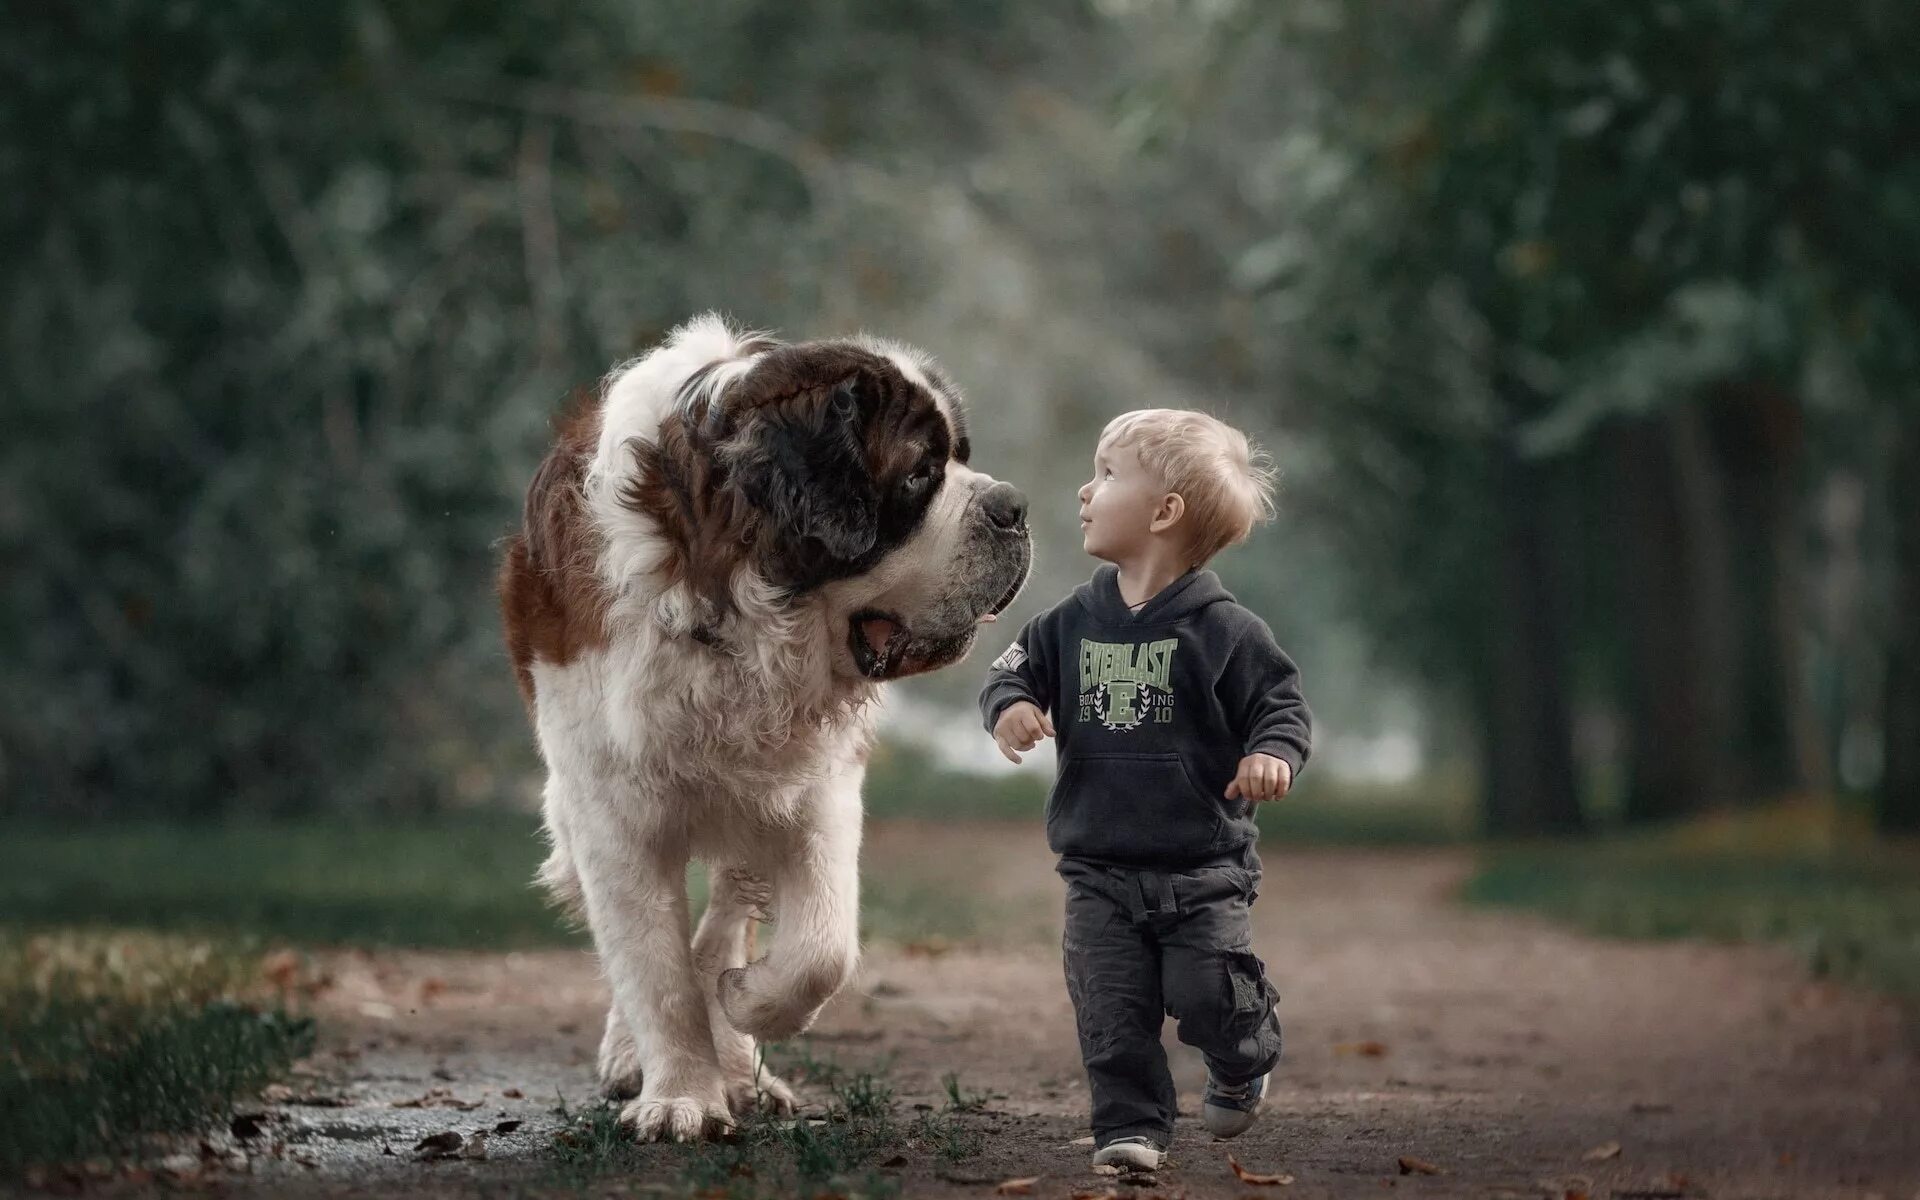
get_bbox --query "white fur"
[529,314,1014,1142]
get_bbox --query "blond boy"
[978,410,1311,1169]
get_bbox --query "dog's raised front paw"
[619,1093,733,1143]
[716,960,847,1042]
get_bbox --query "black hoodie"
[978,566,1312,868]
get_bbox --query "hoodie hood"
[1074,565,1236,626]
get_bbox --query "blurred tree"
[1183,0,1914,831]
[0,0,1041,817]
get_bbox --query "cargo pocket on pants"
[1223,950,1283,1066]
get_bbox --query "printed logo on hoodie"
[1077,637,1178,731]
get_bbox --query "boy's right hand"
[992,701,1055,764]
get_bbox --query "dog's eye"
[904,463,941,493]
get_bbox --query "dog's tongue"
[860,616,900,656]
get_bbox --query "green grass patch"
[0,813,574,949]
[0,932,314,1176]
[871,739,1473,844]
[546,1048,986,1197]
[1464,806,1920,1005]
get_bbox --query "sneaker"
[1091,1135,1164,1170]
[1202,1070,1267,1138]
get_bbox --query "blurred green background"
[3,0,1919,1175]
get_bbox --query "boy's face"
[1078,436,1174,563]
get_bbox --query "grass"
[1464,804,1920,1007]
[0,813,575,949]
[870,738,1473,844]
[0,932,314,1177]
[546,1049,988,1197]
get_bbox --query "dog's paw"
[725,1069,798,1117]
[597,1021,644,1100]
[716,961,845,1041]
[619,1094,733,1143]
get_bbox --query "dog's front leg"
[569,812,731,1141]
[716,775,861,1041]
[691,867,798,1115]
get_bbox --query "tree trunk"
[1480,448,1584,836]
[1879,411,1920,833]
[1608,410,1738,822]
[1708,385,1826,801]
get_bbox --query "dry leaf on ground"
[1070,1190,1121,1200]
[412,1131,463,1160]
[1334,1040,1389,1057]
[994,1177,1041,1195]
[1397,1156,1444,1176]
[1582,1140,1621,1162]
[1228,1153,1294,1186]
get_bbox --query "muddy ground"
[134,822,1920,1199]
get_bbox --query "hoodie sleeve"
[1221,618,1313,778]
[978,609,1056,734]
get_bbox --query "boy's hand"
[1225,753,1292,803]
[992,701,1055,764]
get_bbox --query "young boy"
[978,410,1310,1171]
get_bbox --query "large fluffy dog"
[499,315,1031,1141]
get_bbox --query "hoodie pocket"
[1046,752,1226,862]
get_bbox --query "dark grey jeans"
[1058,856,1283,1149]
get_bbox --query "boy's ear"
[1149,492,1186,534]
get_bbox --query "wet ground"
[68,823,1920,1199]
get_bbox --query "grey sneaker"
[1202,1070,1267,1138]
[1091,1135,1164,1170]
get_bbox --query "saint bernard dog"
[498,314,1031,1141]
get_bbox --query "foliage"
[0,932,314,1176]
[0,0,1048,818]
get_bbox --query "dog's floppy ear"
[732,377,878,562]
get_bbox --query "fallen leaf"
[493,1119,523,1134]
[1070,1191,1121,1200]
[1582,1140,1621,1162]
[261,949,302,990]
[995,1177,1041,1195]
[1396,1156,1444,1176]
[419,976,448,1004]
[1229,1153,1295,1186]
[1334,1040,1390,1058]
[502,1087,525,1099]
[393,1087,485,1111]
[413,1131,464,1160]
[880,1153,908,1168]
[230,1113,268,1140]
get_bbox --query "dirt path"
[222,823,1916,1199]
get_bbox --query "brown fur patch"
[498,393,611,709]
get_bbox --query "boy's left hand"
[1225,753,1292,803]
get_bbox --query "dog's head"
[606,316,1031,681]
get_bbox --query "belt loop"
[1116,868,1149,924]
[1156,872,1177,917]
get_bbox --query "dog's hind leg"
[692,867,797,1115]
[597,1007,644,1099]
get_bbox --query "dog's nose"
[980,481,1028,530]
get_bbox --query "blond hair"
[1101,409,1277,565]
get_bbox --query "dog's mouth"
[849,610,910,679]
